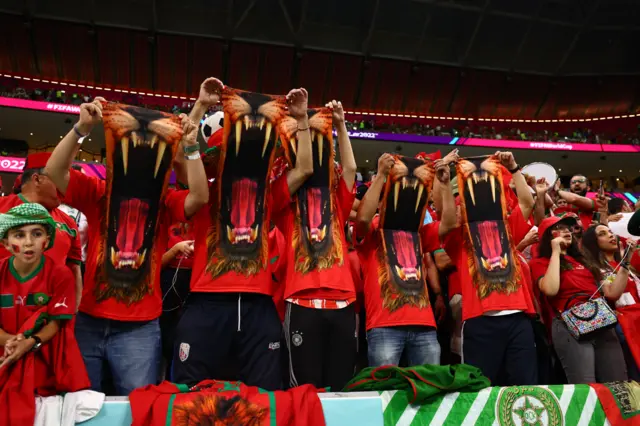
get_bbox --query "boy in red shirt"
[0,203,89,426]
[44,84,211,394]
[355,153,457,368]
[0,153,83,311]
[272,100,357,391]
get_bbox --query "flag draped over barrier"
[379,384,616,426]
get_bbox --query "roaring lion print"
[376,155,435,312]
[455,155,521,299]
[98,102,182,304]
[278,107,344,274]
[173,394,267,426]
[204,87,287,279]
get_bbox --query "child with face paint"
[0,203,89,426]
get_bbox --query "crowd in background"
[2,81,640,146]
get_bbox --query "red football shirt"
[0,194,82,266]
[274,177,356,300]
[529,255,599,312]
[0,256,75,334]
[189,176,288,296]
[444,207,536,321]
[63,170,187,321]
[357,216,439,330]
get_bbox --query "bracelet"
[185,152,201,161]
[73,125,88,138]
[508,164,521,174]
[183,144,200,154]
[297,125,310,132]
[433,248,446,254]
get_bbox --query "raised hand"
[76,97,105,135]
[197,77,224,108]
[179,114,199,147]
[495,151,517,170]
[377,153,395,177]
[286,88,309,119]
[434,159,451,184]
[325,100,345,124]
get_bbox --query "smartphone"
[598,179,604,196]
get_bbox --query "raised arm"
[432,149,459,218]
[285,88,314,195]
[172,78,224,186]
[435,159,456,238]
[178,114,209,218]
[355,154,394,236]
[45,98,104,193]
[556,189,595,211]
[497,151,534,220]
[327,100,356,191]
[539,239,564,297]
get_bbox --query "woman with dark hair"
[582,224,640,380]
[529,216,628,384]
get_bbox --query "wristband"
[73,125,88,144]
[433,248,445,255]
[185,152,201,161]
[508,164,521,174]
[183,144,200,154]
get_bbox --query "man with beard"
[171,86,314,391]
[0,153,83,312]
[43,82,211,394]
[553,174,597,229]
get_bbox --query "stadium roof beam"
[361,0,381,55]
[555,0,602,75]
[279,0,298,45]
[412,0,637,32]
[414,13,432,61]
[509,0,545,72]
[297,0,309,35]
[460,0,491,67]
[235,0,257,31]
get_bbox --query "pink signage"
[460,138,603,152]
[0,97,80,114]
[0,156,26,173]
[601,145,640,153]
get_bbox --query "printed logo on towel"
[496,386,563,426]
[179,342,190,362]
[291,332,303,347]
[268,342,280,350]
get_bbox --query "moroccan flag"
[130,380,326,426]
[616,304,640,368]
[591,382,640,425]
[379,384,614,426]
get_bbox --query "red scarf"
[0,308,90,426]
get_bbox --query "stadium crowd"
[1,78,640,425]
[2,79,640,146]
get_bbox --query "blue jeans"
[367,326,441,367]
[75,312,161,395]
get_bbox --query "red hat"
[12,152,52,193]
[23,152,52,170]
[538,213,579,238]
